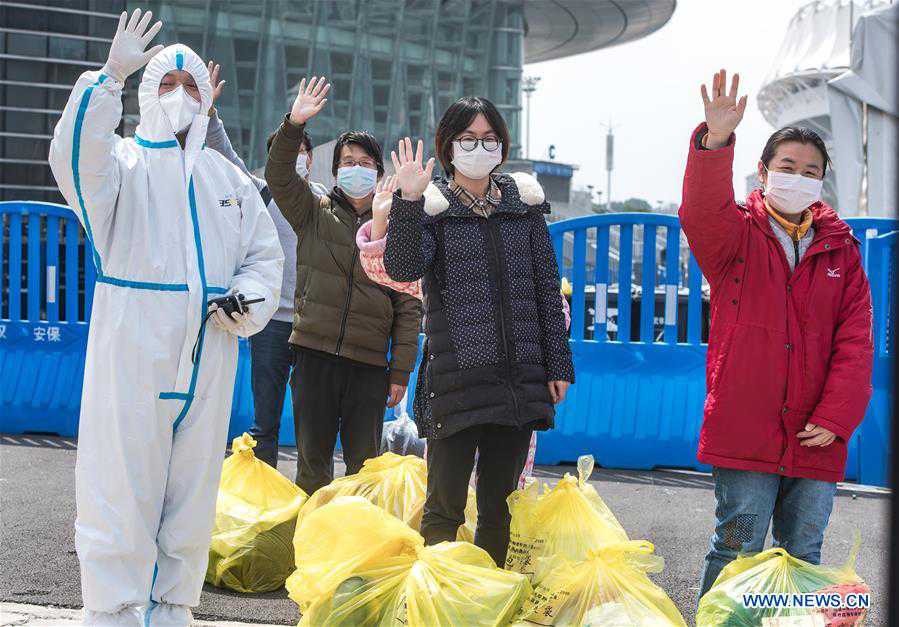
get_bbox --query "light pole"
[602,119,616,212]
[522,76,541,159]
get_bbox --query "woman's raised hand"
[700,69,748,149]
[371,175,398,239]
[391,138,435,201]
[289,76,330,126]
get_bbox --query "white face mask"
[451,143,503,179]
[337,165,377,199]
[764,168,823,215]
[295,155,310,179]
[158,85,200,134]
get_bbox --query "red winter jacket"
[680,124,874,483]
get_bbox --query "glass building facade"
[1,0,526,202]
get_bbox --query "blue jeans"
[248,319,294,467]
[698,467,837,599]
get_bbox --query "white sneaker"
[81,605,144,626]
[144,603,194,626]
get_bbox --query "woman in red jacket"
[680,70,874,598]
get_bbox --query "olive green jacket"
[264,116,421,385]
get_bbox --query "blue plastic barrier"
[0,202,91,437]
[539,213,895,486]
[1,200,893,485]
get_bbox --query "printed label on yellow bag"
[761,615,826,627]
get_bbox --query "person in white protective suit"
[48,9,283,626]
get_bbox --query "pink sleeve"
[562,295,571,330]
[356,220,423,300]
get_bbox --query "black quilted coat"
[384,173,575,439]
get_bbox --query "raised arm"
[204,61,265,192]
[264,76,329,232]
[49,9,163,258]
[679,69,750,283]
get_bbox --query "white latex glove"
[209,304,248,336]
[101,8,164,83]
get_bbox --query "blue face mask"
[337,165,377,199]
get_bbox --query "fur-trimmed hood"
[420,172,550,221]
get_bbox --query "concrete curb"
[0,603,286,627]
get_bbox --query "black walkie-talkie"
[191,293,266,363]
[207,293,265,316]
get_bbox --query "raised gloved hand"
[208,303,248,336]
[101,8,164,83]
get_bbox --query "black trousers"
[421,424,532,567]
[290,348,389,495]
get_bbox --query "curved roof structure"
[757,0,886,129]
[523,0,677,64]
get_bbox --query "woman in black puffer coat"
[384,97,575,567]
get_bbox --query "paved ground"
[0,435,890,626]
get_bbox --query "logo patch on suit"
[219,196,242,208]
[826,267,841,279]
[219,196,243,219]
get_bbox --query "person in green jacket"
[265,76,422,495]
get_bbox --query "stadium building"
[1,0,675,203]
[756,0,889,214]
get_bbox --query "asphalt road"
[0,435,890,625]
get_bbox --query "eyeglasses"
[339,158,377,169]
[454,137,501,152]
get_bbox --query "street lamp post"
[522,76,541,160]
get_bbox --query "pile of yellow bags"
[293,452,476,546]
[287,497,531,626]
[697,542,869,626]
[507,455,686,626]
[206,434,308,593]
[208,445,688,626]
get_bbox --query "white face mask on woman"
[451,142,503,180]
[295,155,309,179]
[764,168,823,215]
[158,85,200,134]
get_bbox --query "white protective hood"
[826,3,898,217]
[136,44,212,183]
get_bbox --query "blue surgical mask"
[337,165,377,199]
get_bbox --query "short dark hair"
[761,126,831,175]
[266,130,313,155]
[332,130,384,177]
[435,96,510,175]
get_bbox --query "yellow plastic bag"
[287,497,531,626]
[697,541,869,626]
[293,452,476,548]
[506,455,628,575]
[205,433,308,593]
[513,540,687,626]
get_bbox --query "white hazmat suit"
[49,39,283,625]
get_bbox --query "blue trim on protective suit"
[176,50,184,70]
[71,73,109,275]
[207,286,228,294]
[172,177,209,432]
[135,135,178,149]
[97,276,189,291]
[159,392,192,400]
[145,563,159,626]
